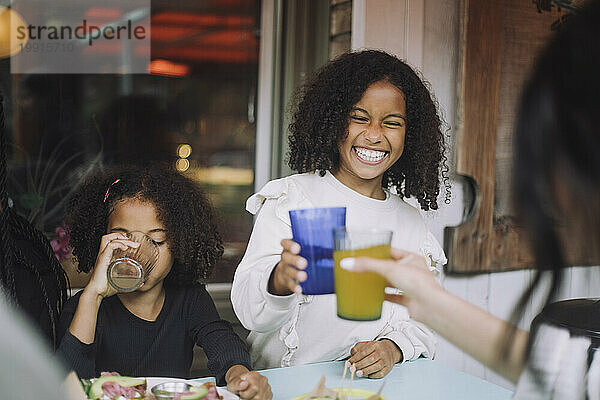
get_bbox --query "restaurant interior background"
[1,0,599,390]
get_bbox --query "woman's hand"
[342,248,531,384]
[226,365,272,400]
[339,248,442,322]
[268,239,308,296]
[348,340,402,379]
[83,232,140,299]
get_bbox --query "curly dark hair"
[66,164,224,285]
[288,49,448,211]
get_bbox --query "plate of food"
[288,377,385,400]
[289,388,384,400]
[289,364,385,400]
[78,372,238,400]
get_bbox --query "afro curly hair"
[288,49,448,211]
[66,164,224,285]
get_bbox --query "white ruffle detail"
[246,177,315,367]
[588,349,600,400]
[246,177,314,225]
[419,232,447,277]
[279,295,312,367]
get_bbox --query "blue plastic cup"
[288,207,346,295]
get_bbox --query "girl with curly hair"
[232,50,448,377]
[57,164,271,400]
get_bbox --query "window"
[0,0,261,283]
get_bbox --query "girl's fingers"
[280,239,307,290]
[99,232,128,252]
[238,386,258,399]
[264,387,273,400]
[349,341,370,359]
[116,239,140,248]
[103,239,139,254]
[368,365,390,379]
[237,372,270,400]
[280,251,307,270]
[348,344,376,368]
[360,359,385,377]
[280,239,300,254]
[352,350,378,371]
[286,268,307,283]
[95,239,140,272]
[277,251,308,292]
[283,269,303,294]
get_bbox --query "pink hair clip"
[103,178,121,203]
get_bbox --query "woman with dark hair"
[58,164,271,400]
[0,90,69,350]
[232,50,448,376]
[336,0,600,396]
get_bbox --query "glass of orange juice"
[333,228,392,321]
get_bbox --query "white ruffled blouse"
[514,323,600,400]
[231,171,447,369]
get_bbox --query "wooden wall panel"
[445,0,567,273]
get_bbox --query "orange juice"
[333,244,390,320]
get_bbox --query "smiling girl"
[57,165,271,400]
[231,50,448,378]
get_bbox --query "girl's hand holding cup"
[270,207,346,296]
[268,239,308,296]
[83,232,140,299]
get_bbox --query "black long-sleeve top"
[57,285,251,386]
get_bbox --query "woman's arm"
[337,248,529,383]
[417,282,528,382]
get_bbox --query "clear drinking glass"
[107,231,159,293]
[333,228,393,320]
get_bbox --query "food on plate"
[295,376,383,400]
[157,382,221,400]
[81,372,146,399]
[173,382,211,400]
[299,376,338,399]
[80,373,223,400]
[294,365,384,400]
